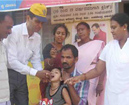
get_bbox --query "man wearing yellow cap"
[3,3,50,105]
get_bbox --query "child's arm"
[62,88,72,105]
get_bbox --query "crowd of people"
[0,3,129,105]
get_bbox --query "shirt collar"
[22,23,28,36]
[22,23,35,39]
[70,67,77,77]
[70,67,82,77]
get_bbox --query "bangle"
[48,59,54,66]
[82,73,86,81]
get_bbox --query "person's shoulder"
[47,43,53,46]
[100,29,106,34]
[43,43,54,52]
[92,39,103,42]
[73,68,82,76]
[60,84,67,88]
[12,23,24,30]
[60,84,68,92]
[45,43,53,48]
[7,23,24,39]
[103,39,116,50]
[107,39,116,45]
[11,23,25,36]
[91,40,104,45]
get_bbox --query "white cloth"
[0,41,10,103]
[100,38,129,105]
[0,101,11,105]
[3,23,43,76]
[104,83,129,105]
[74,40,104,84]
[74,40,105,105]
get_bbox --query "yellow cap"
[30,3,47,22]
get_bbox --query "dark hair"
[91,23,100,28]
[76,22,90,30]
[111,13,129,32]
[27,11,36,19]
[52,67,62,77]
[0,12,11,23]
[51,67,64,85]
[75,33,80,42]
[53,24,70,38]
[61,44,78,58]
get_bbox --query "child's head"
[50,68,62,82]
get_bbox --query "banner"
[18,0,121,8]
[51,3,116,24]
[0,0,17,10]
[0,0,121,11]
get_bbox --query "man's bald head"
[0,13,13,40]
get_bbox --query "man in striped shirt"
[61,44,89,105]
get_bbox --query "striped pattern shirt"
[71,68,89,105]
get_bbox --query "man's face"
[61,49,77,70]
[92,26,100,35]
[0,16,13,39]
[27,16,43,32]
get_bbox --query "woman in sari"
[74,22,105,105]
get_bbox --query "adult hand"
[64,75,82,85]
[36,70,51,82]
[96,84,103,97]
[50,48,57,58]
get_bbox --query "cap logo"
[30,3,47,22]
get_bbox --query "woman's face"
[54,27,66,44]
[77,24,90,41]
[111,20,127,41]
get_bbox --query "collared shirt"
[93,29,106,44]
[3,23,43,76]
[99,38,129,93]
[71,68,89,105]
[0,41,10,102]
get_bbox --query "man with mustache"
[0,12,13,105]
[61,44,89,105]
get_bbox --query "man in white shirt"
[4,3,50,105]
[0,13,13,105]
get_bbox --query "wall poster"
[51,3,116,24]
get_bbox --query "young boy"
[41,68,72,105]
